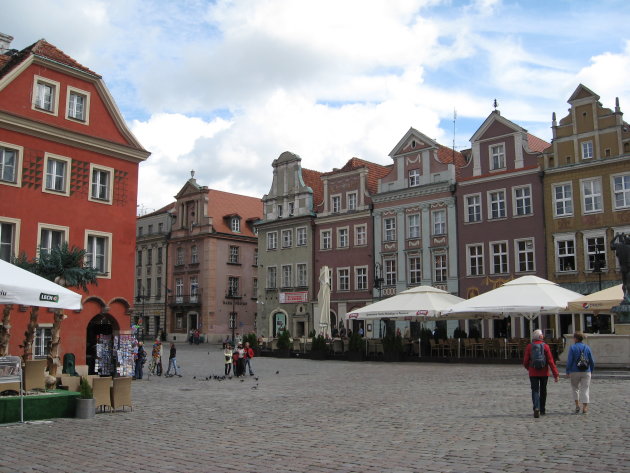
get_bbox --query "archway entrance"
[86,313,120,375]
[272,312,287,337]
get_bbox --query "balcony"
[168,291,202,307]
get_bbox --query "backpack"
[530,342,547,369]
[576,347,590,371]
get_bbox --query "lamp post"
[226,287,240,344]
[374,262,384,301]
[135,287,149,341]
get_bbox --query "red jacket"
[523,340,559,378]
[245,347,255,359]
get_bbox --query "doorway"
[86,313,120,375]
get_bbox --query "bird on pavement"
[276,371,279,374]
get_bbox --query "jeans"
[225,363,231,375]
[244,358,254,375]
[529,376,549,412]
[166,357,180,376]
[135,360,144,379]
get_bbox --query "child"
[232,347,240,377]
[223,344,232,375]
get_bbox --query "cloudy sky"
[3,0,630,212]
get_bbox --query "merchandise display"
[114,335,136,377]
[94,334,114,375]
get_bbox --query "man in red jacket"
[523,329,559,418]
[244,341,255,376]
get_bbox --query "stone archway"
[86,313,120,375]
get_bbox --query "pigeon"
[240,379,244,383]
[205,377,209,381]
[276,371,279,374]
[254,377,259,381]
[251,385,258,390]
[228,376,232,380]
[193,376,196,379]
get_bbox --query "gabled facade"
[167,174,262,343]
[0,37,150,369]
[256,152,321,338]
[542,84,629,334]
[313,158,391,334]
[457,109,550,337]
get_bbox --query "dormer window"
[409,169,420,187]
[332,195,341,213]
[490,144,506,170]
[231,217,240,232]
[32,76,60,115]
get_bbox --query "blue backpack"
[530,342,547,369]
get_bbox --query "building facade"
[542,84,630,335]
[166,174,262,343]
[0,37,150,368]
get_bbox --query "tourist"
[565,332,595,414]
[236,342,246,377]
[232,346,241,377]
[134,341,147,380]
[523,329,559,417]
[193,329,200,345]
[150,339,163,376]
[244,341,255,376]
[223,344,233,376]
[166,342,182,377]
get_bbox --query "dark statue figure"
[611,233,630,304]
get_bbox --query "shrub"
[453,327,468,339]
[79,376,93,399]
[308,330,316,338]
[382,333,403,354]
[276,329,291,351]
[242,332,258,348]
[348,332,364,353]
[311,335,327,352]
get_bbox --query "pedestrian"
[523,329,559,418]
[224,344,233,376]
[232,346,240,377]
[150,339,163,376]
[165,342,182,377]
[134,341,147,380]
[236,342,246,377]
[565,331,595,415]
[243,341,255,376]
[194,329,200,345]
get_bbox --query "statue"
[611,233,630,304]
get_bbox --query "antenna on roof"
[452,108,457,162]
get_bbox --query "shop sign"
[279,291,308,303]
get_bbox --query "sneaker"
[534,409,540,418]
[177,374,182,377]
[540,411,546,416]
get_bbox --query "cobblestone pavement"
[2,343,629,473]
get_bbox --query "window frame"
[267,266,277,289]
[231,217,241,233]
[32,75,60,115]
[408,169,421,187]
[37,223,69,257]
[408,255,422,285]
[489,143,506,171]
[490,240,509,275]
[321,229,332,250]
[464,193,482,223]
[296,263,308,287]
[347,192,357,211]
[354,224,367,246]
[466,243,484,276]
[65,86,91,124]
[487,189,506,220]
[266,231,278,250]
[581,141,594,160]
[553,182,574,218]
[407,214,420,239]
[281,264,292,288]
[513,185,532,217]
[0,216,21,262]
[432,209,446,236]
[355,266,368,291]
[191,245,199,264]
[296,227,307,246]
[433,253,447,283]
[0,141,24,187]
[583,232,607,272]
[34,325,52,359]
[84,229,112,278]
[88,163,114,204]
[42,153,72,196]
[337,226,349,248]
[515,238,535,273]
[228,245,239,264]
[554,234,576,273]
[281,229,293,248]
[337,267,350,292]
[331,195,341,213]
[580,177,603,214]
[384,217,396,242]
[384,259,396,286]
[612,173,630,210]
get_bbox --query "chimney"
[0,33,14,54]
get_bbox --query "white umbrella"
[566,284,623,313]
[0,259,82,310]
[317,266,331,337]
[347,285,464,321]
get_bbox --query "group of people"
[223,341,255,377]
[134,340,182,379]
[523,329,595,418]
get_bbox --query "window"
[158,223,164,233]
[585,235,606,271]
[34,327,52,358]
[407,214,420,239]
[467,244,484,276]
[191,245,198,263]
[252,278,258,296]
[66,87,90,123]
[465,194,481,223]
[613,174,630,209]
[176,247,184,265]
[581,178,602,213]
[433,254,447,283]
[355,266,368,290]
[288,202,295,216]
[156,277,162,298]
[32,76,59,114]
[338,268,350,291]
[490,144,505,170]
[553,183,573,217]
[347,193,357,210]
[267,267,277,289]
[0,142,23,186]
[189,277,198,302]
[228,276,239,296]
[145,278,152,298]
[157,247,163,264]
[384,217,396,241]
[277,205,283,218]
[513,186,532,216]
[408,256,422,284]
[296,227,307,246]
[146,248,153,266]
[43,154,71,195]
[282,229,292,248]
[231,217,240,232]
[85,231,111,277]
[321,230,332,250]
[555,236,576,272]
[267,231,278,250]
[0,219,18,262]
[148,225,153,234]
[581,141,593,159]
[488,190,506,219]
[38,225,67,255]
[281,265,292,288]
[331,195,341,213]
[253,248,258,266]
[337,228,349,248]
[516,239,535,272]
[432,210,446,235]
[138,227,143,237]
[175,278,183,303]
[490,242,508,274]
[297,263,308,287]
[409,169,420,187]
[136,279,142,298]
[228,246,239,264]
[355,225,367,246]
[385,259,396,286]
[89,164,113,203]
[136,250,142,267]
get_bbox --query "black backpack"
[576,348,590,371]
[530,342,547,369]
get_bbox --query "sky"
[3,0,630,213]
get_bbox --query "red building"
[0,36,150,370]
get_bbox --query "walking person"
[243,341,255,376]
[165,342,182,377]
[236,342,246,377]
[566,332,595,414]
[134,341,147,380]
[523,329,559,418]
[150,339,163,376]
[224,344,233,376]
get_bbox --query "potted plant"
[347,332,364,361]
[75,376,95,419]
[310,335,328,360]
[275,329,291,357]
[382,332,403,362]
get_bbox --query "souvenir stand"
[114,334,135,377]
[94,334,114,375]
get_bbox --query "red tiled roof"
[207,189,262,237]
[322,157,391,195]
[526,133,550,153]
[301,168,324,208]
[0,39,99,79]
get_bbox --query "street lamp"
[374,262,384,301]
[226,287,244,344]
[135,286,149,341]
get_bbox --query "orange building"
[0,36,150,371]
